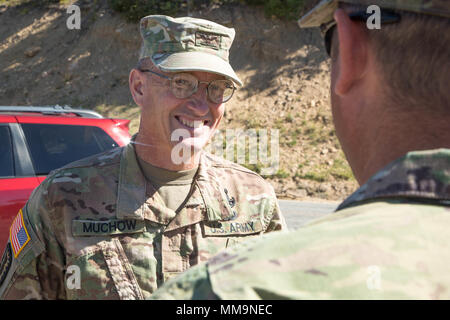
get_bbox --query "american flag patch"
[9,209,30,258]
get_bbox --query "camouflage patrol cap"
[139,15,242,86]
[298,0,450,28]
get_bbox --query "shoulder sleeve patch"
[0,206,46,298]
[9,209,31,258]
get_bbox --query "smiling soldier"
[0,15,286,300]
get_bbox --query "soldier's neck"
[356,112,450,186]
[133,134,201,171]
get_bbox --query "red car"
[0,106,131,253]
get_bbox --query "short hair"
[338,3,450,115]
[135,56,154,71]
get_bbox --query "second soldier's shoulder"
[337,148,450,210]
[321,198,450,228]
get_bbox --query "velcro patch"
[9,210,31,258]
[203,220,263,236]
[163,271,181,283]
[72,219,146,237]
[0,243,12,288]
[195,31,221,50]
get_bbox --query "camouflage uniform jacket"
[150,148,450,299]
[0,143,286,299]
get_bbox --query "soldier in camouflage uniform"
[150,0,450,299]
[0,16,286,299]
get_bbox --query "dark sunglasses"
[322,10,401,56]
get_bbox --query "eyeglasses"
[322,10,401,56]
[139,69,236,104]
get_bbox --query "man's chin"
[179,138,208,150]
[169,137,208,167]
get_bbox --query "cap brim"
[152,51,243,87]
[298,0,338,28]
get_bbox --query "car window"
[0,126,15,178]
[21,124,119,175]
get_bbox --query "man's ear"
[129,69,145,107]
[333,8,369,96]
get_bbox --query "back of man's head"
[301,0,450,115]
[299,1,449,184]
[343,2,449,115]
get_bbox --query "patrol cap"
[139,15,242,87]
[298,0,450,28]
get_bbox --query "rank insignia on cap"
[195,31,221,50]
[9,209,31,258]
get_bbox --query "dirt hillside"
[0,0,358,201]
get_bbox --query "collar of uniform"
[164,187,205,232]
[116,142,200,225]
[116,143,147,220]
[337,148,450,211]
[194,152,235,221]
[144,181,177,225]
[116,146,234,222]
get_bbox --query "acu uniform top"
[150,149,450,300]
[0,143,286,299]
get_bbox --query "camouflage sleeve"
[0,181,66,300]
[149,263,218,300]
[262,188,288,233]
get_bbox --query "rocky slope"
[0,0,358,201]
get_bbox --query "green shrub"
[3,0,306,21]
[263,0,304,20]
[108,0,306,22]
[108,0,183,22]
[275,169,289,178]
[0,0,59,6]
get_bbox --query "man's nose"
[187,84,210,115]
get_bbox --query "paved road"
[279,200,339,230]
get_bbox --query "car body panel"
[0,115,17,123]
[0,177,40,252]
[0,111,131,253]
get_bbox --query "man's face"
[139,69,226,158]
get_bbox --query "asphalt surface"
[279,199,339,230]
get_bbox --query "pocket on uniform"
[65,238,143,300]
